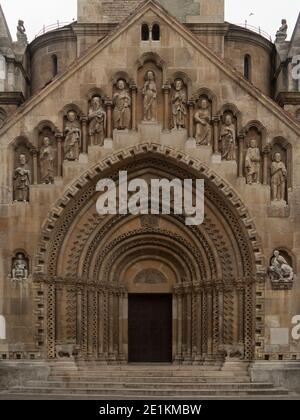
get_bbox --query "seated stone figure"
[269,250,294,283]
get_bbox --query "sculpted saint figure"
[113,80,131,130]
[12,253,28,281]
[275,19,288,42]
[13,154,31,202]
[172,79,187,129]
[220,114,236,161]
[194,98,212,145]
[64,110,81,161]
[245,139,261,184]
[143,70,157,122]
[89,97,107,146]
[40,137,55,184]
[17,20,27,44]
[271,152,287,202]
[269,250,294,283]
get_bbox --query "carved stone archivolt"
[32,144,264,362]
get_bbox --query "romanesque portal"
[34,148,259,364]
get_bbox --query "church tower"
[77,0,224,24]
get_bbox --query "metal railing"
[34,20,74,38]
[234,21,272,42]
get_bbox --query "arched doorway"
[34,144,264,364]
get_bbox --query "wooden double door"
[128,294,173,363]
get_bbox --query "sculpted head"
[274,250,280,258]
[175,79,183,91]
[92,96,101,109]
[146,70,155,81]
[200,98,209,110]
[274,152,282,163]
[249,139,257,148]
[43,137,50,146]
[117,79,126,90]
[224,114,233,126]
[67,110,77,122]
[16,253,25,261]
[19,154,26,165]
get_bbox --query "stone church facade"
[0,0,300,390]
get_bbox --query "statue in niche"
[142,70,157,122]
[219,114,236,161]
[269,250,294,284]
[17,20,27,45]
[275,19,288,43]
[194,98,212,145]
[11,253,29,281]
[172,79,187,129]
[245,139,261,184]
[113,79,131,130]
[88,96,107,146]
[40,137,55,184]
[64,110,81,161]
[271,152,287,203]
[13,154,31,202]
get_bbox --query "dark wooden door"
[128,294,172,363]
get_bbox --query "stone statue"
[143,70,157,122]
[194,98,212,145]
[220,114,236,161]
[275,19,288,43]
[245,139,261,184]
[271,152,287,202]
[269,250,294,283]
[88,96,107,145]
[13,154,31,202]
[17,20,27,45]
[113,80,131,130]
[12,253,29,281]
[40,137,55,184]
[64,110,81,161]
[172,79,187,129]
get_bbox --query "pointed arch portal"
[34,144,264,364]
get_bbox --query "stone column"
[244,281,255,360]
[188,101,195,139]
[76,288,82,346]
[47,283,56,359]
[55,133,63,177]
[32,149,38,185]
[212,116,220,155]
[195,286,202,360]
[130,84,138,131]
[162,83,171,131]
[263,145,271,185]
[118,288,126,362]
[175,286,183,362]
[237,284,245,344]
[238,131,245,178]
[105,100,113,140]
[207,288,213,355]
[81,287,88,359]
[218,285,224,349]
[202,290,208,356]
[185,285,192,362]
[212,288,220,355]
[98,289,105,361]
[81,116,88,154]
[108,288,115,361]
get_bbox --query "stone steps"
[27,381,273,390]
[9,386,289,397]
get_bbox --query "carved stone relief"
[64,110,81,161]
[40,136,56,184]
[134,268,167,284]
[194,97,212,145]
[172,79,187,130]
[219,113,236,161]
[88,96,107,146]
[245,139,261,185]
[142,70,157,122]
[113,79,131,130]
[271,152,287,204]
[269,250,294,290]
[11,252,29,281]
[13,153,31,202]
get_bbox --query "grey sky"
[1,0,299,42]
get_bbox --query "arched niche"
[243,121,267,184]
[269,248,296,275]
[141,23,150,41]
[270,136,292,194]
[0,107,7,129]
[34,121,59,184]
[136,54,164,125]
[10,249,30,281]
[11,136,35,201]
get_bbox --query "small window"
[152,24,160,41]
[244,54,251,81]
[141,24,150,41]
[52,54,58,77]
